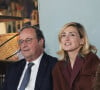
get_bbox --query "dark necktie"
[19,63,34,90]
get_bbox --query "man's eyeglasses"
[18,38,35,45]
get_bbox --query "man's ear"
[39,39,44,46]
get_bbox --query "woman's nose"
[65,35,70,40]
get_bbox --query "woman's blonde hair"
[57,22,97,60]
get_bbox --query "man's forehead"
[22,27,35,31]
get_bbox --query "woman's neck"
[68,49,79,68]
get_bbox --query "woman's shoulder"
[85,52,100,61]
[53,60,66,69]
[52,60,66,74]
[56,60,65,64]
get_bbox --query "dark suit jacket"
[2,52,57,90]
[52,52,100,90]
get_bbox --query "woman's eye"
[70,33,76,36]
[61,34,66,37]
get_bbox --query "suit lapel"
[35,53,48,90]
[14,59,26,88]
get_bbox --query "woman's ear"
[80,38,84,45]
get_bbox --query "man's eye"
[26,38,32,41]
[26,39,31,41]
[19,40,23,44]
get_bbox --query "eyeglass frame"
[18,37,36,45]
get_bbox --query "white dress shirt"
[17,53,43,90]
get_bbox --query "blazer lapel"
[14,59,26,88]
[70,56,84,88]
[35,53,48,90]
[62,61,71,86]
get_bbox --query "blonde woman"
[52,22,100,90]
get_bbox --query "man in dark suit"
[2,25,57,90]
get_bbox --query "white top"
[17,53,43,90]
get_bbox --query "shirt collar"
[26,53,43,65]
